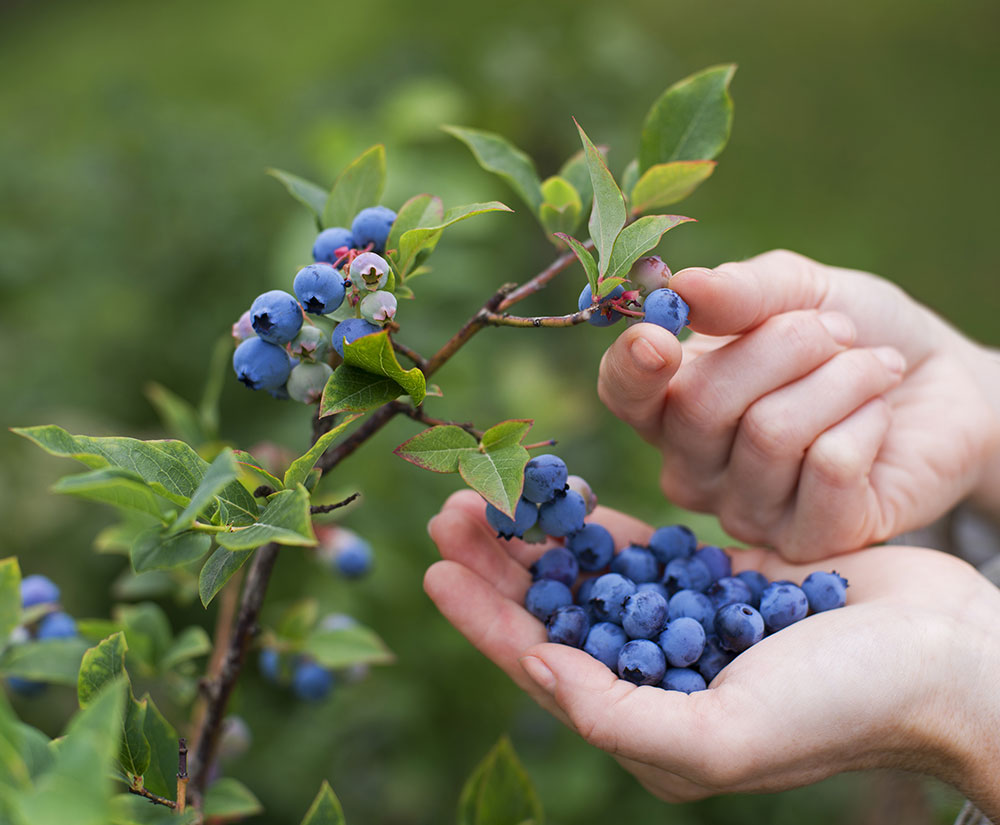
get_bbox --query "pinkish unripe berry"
[628,256,672,296]
[232,309,255,344]
[349,252,390,291]
[360,290,397,324]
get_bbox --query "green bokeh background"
[1,0,995,821]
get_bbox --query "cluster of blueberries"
[4,575,80,697]
[231,205,399,403]
[487,455,848,693]
[580,256,691,334]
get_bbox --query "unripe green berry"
[287,362,333,404]
[289,325,329,362]
[360,291,397,324]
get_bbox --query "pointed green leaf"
[0,638,89,684]
[276,598,319,643]
[0,557,21,643]
[559,146,605,220]
[630,161,716,213]
[78,633,128,708]
[52,468,169,521]
[458,445,529,519]
[574,120,626,277]
[621,158,640,205]
[204,778,263,820]
[386,193,437,259]
[233,450,284,492]
[213,479,259,528]
[604,214,695,282]
[396,201,513,275]
[159,626,210,672]
[115,602,172,668]
[340,330,425,405]
[639,64,736,172]
[595,277,629,298]
[169,449,238,534]
[443,126,543,214]
[283,414,362,489]
[393,425,477,473]
[301,624,394,669]
[300,780,346,825]
[144,382,204,447]
[457,736,542,825]
[197,335,232,441]
[320,365,405,415]
[215,486,315,550]
[199,547,253,607]
[131,527,212,574]
[267,168,329,225]
[323,145,386,229]
[0,690,33,791]
[139,695,178,800]
[120,694,150,778]
[539,176,582,239]
[553,234,598,295]
[480,420,532,451]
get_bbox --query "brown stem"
[177,739,189,813]
[310,492,361,514]
[392,339,428,371]
[424,283,516,375]
[396,403,482,439]
[314,404,400,475]
[127,785,176,809]
[480,308,593,328]
[524,439,557,450]
[496,241,595,311]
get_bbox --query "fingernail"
[872,346,906,374]
[629,337,666,372]
[520,655,556,694]
[818,312,855,345]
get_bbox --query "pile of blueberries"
[231,205,399,403]
[580,256,692,334]
[4,574,80,697]
[488,455,848,694]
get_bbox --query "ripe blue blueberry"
[525,579,573,622]
[801,571,849,612]
[313,227,355,264]
[258,648,281,683]
[349,252,391,291]
[37,611,77,640]
[658,617,706,667]
[351,206,397,253]
[575,577,596,606]
[583,622,627,670]
[485,498,538,539]
[610,545,660,584]
[522,454,568,504]
[6,676,45,697]
[759,582,809,632]
[621,589,668,639]
[293,264,347,315]
[537,490,586,537]
[577,283,625,327]
[694,545,732,582]
[706,576,754,611]
[735,570,770,608]
[617,639,667,685]
[662,557,712,594]
[292,660,335,701]
[636,582,672,602]
[250,290,303,345]
[660,667,707,694]
[641,287,690,335]
[566,522,615,571]
[331,318,381,358]
[360,290,398,324]
[695,635,735,683]
[287,362,333,404]
[334,535,373,578]
[668,589,715,634]
[20,575,59,608]
[714,603,766,653]
[546,605,590,647]
[530,547,579,587]
[587,573,637,624]
[647,524,696,564]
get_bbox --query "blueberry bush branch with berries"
[4,65,738,823]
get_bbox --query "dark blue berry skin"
[583,622,627,670]
[696,636,735,683]
[313,227,355,264]
[250,290,303,345]
[575,577,596,606]
[636,582,671,602]
[525,580,573,622]
[546,605,590,647]
[485,498,538,539]
[735,570,770,608]
[714,603,766,653]
[531,547,579,587]
[658,617,706,667]
[642,288,690,335]
[37,612,77,640]
[759,582,809,632]
[233,338,293,391]
[566,523,615,571]
[537,490,586,538]
[662,557,713,594]
[258,648,281,683]
[331,318,381,358]
[610,545,660,583]
[694,545,732,582]
[661,668,707,694]
[648,525,697,564]
[706,576,754,611]
[522,454,568,503]
[621,589,668,640]
[20,575,59,607]
[335,538,373,578]
[578,283,625,327]
[588,573,637,624]
[293,264,347,315]
[668,589,716,634]
[351,206,397,253]
[617,639,667,685]
[292,660,335,701]
[801,571,849,612]
[6,676,45,697]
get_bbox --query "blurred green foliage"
[1,0,993,821]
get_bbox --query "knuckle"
[739,402,800,459]
[805,431,867,489]
[667,366,731,439]
[764,311,829,357]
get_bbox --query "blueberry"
[694,545,732,582]
[351,206,397,253]
[20,575,59,608]
[258,648,281,683]
[759,582,809,632]
[233,337,292,392]
[313,227,355,264]
[360,290,398,324]
[334,535,373,578]
[522,454,568,504]
[525,579,573,622]
[232,309,255,343]
[641,288,690,335]
[575,577,597,606]
[37,612,77,640]
[610,545,660,584]
[250,290,303,345]
[714,603,765,653]
[668,589,715,634]
[287,362,333,404]
[621,589,669,640]
[293,264,347,315]
[349,252,391,291]
[546,605,590,647]
[705,576,754,611]
[648,524,696,564]
[658,617,706,667]
[577,283,625,327]
[530,547,579,587]
[331,318,381,358]
[661,667,707,694]
[662,557,713,593]
[537,490,586,538]
[291,660,335,701]
[566,522,615,571]
[617,639,666,685]
[319,613,358,632]
[485,498,538,539]
[587,573,637,624]
[735,570,769,608]
[289,325,330,362]
[695,635,734,683]
[566,475,598,514]
[6,676,45,697]
[636,582,672,602]
[583,622,627,670]
[628,256,672,296]
[801,571,849,612]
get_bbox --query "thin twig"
[497,241,595,311]
[127,785,176,809]
[479,308,593,328]
[314,404,400,475]
[395,403,482,438]
[424,283,517,376]
[524,439,557,450]
[392,339,429,371]
[176,739,188,813]
[310,492,361,514]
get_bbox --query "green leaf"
[120,694,150,779]
[0,558,21,644]
[111,794,199,825]
[595,277,629,298]
[204,778,264,820]
[323,145,386,229]
[553,234,598,296]
[443,126,543,214]
[131,527,212,574]
[393,425,478,473]
[233,450,284,492]
[52,468,168,520]
[0,638,89,684]
[276,598,319,643]
[144,382,204,447]
[301,624,394,669]
[115,602,172,668]
[320,366,405,415]
[621,158,640,205]
[169,449,238,534]
[630,160,716,213]
[386,193,437,259]
[603,214,695,282]
[213,478,259,528]
[396,201,513,276]
[78,633,127,708]
[480,420,532,451]
[159,626,211,671]
[198,335,232,441]
[267,168,329,226]
[138,696,178,800]
[300,780,346,825]
[457,736,543,825]
[574,120,627,277]
[639,64,736,173]
[340,330,425,405]
[559,147,603,219]
[76,618,123,642]
[283,414,362,489]
[198,547,253,607]
[539,176,583,239]
[458,445,529,519]
[215,486,316,551]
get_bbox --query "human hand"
[424,491,1000,816]
[598,250,1000,559]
